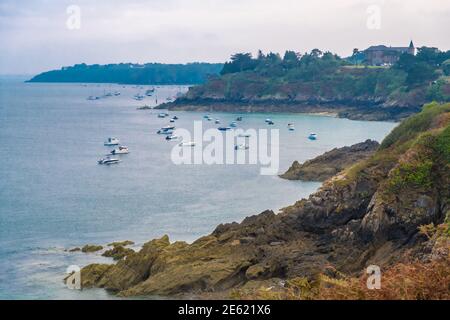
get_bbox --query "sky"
[0,0,449,75]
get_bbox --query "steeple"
[408,40,415,55]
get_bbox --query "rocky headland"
[280,139,380,181]
[80,103,450,299]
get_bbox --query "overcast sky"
[1,0,449,75]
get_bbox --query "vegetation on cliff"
[166,48,450,121]
[28,62,223,85]
[280,139,380,181]
[79,103,449,299]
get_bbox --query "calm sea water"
[0,77,397,299]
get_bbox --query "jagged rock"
[81,245,103,253]
[102,245,135,260]
[107,240,135,247]
[68,247,81,252]
[280,139,379,181]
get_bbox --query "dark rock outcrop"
[280,139,380,181]
[81,245,103,253]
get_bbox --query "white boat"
[178,141,196,147]
[158,113,168,118]
[265,118,272,123]
[104,137,120,146]
[234,144,249,150]
[237,133,251,138]
[170,119,175,123]
[133,94,145,101]
[230,122,237,127]
[288,123,295,131]
[113,91,121,96]
[308,133,317,140]
[110,146,129,154]
[157,129,174,135]
[166,134,180,141]
[98,157,120,165]
[87,96,100,101]
[215,119,220,124]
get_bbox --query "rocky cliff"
[280,139,380,181]
[80,103,450,298]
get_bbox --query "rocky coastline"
[159,98,421,121]
[280,139,380,181]
[78,103,450,299]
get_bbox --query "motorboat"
[265,118,272,123]
[113,91,121,96]
[215,119,220,124]
[218,127,231,131]
[98,157,120,165]
[236,116,243,121]
[288,123,295,131]
[133,94,145,101]
[104,137,120,146]
[230,122,237,127]
[178,141,196,147]
[234,144,249,150]
[267,120,275,125]
[110,146,129,154]
[87,96,100,101]
[172,115,179,120]
[170,118,175,123]
[203,115,210,119]
[158,113,168,118]
[157,129,174,135]
[308,133,317,140]
[237,133,251,138]
[166,134,180,141]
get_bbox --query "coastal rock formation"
[102,245,135,260]
[280,139,380,181]
[81,103,450,298]
[81,245,103,253]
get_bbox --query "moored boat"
[104,137,120,146]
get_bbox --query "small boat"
[203,115,210,119]
[308,133,317,140]
[234,144,249,150]
[170,118,175,123]
[145,89,155,96]
[265,118,272,123]
[288,123,295,131]
[215,119,220,124]
[237,133,251,138]
[178,141,196,147]
[113,91,121,96]
[230,122,237,127]
[110,146,129,155]
[172,115,179,120]
[158,113,168,118]
[218,127,231,131]
[161,125,175,130]
[157,129,174,135]
[87,96,100,101]
[236,116,243,121]
[267,120,275,125]
[133,94,145,101]
[207,117,212,121]
[98,157,120,165]
[166,135,180,141]
[104,137,120,146]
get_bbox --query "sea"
[0,76,397,299]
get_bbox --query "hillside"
[80,102,450,299]
[27,62,223,85]
[280,139,380,181]
[163,48,450,121]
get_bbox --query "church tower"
[408,40,415,55]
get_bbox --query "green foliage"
[380,102,450,149]
[388,159,434,191]
[29,62,224,85]
[435,125,450,164]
